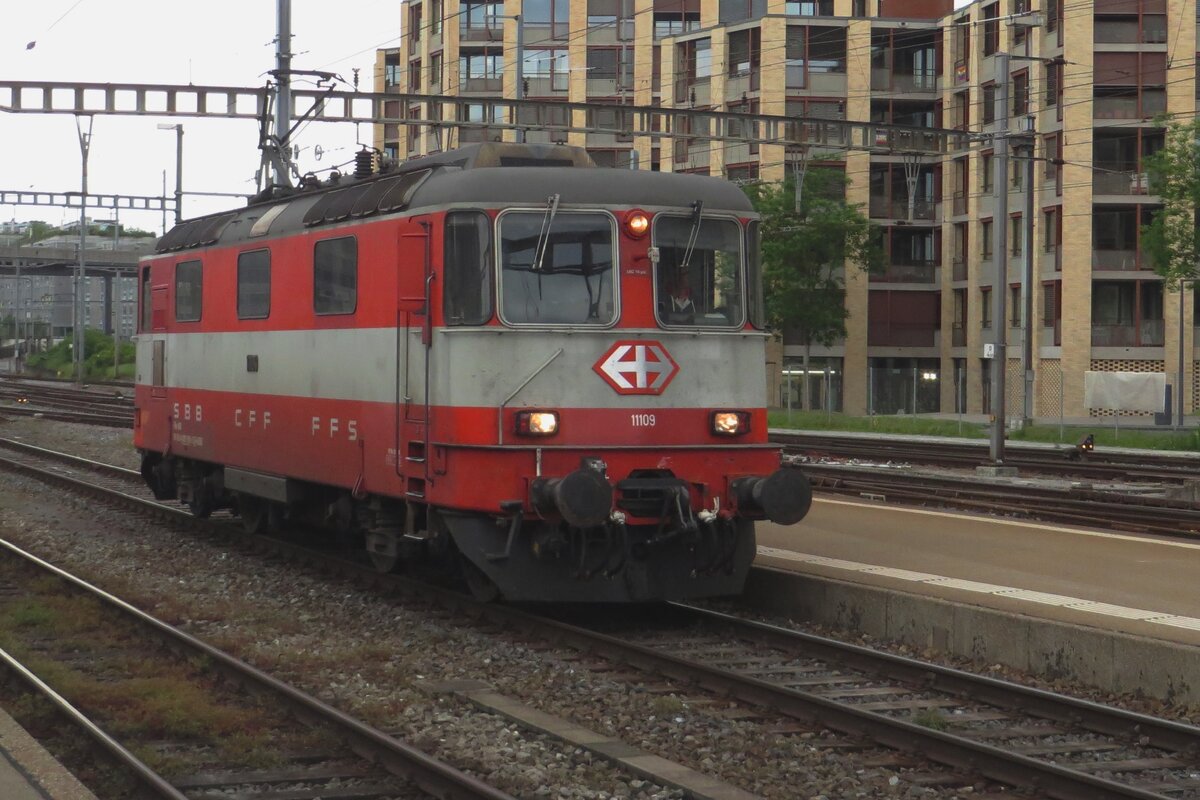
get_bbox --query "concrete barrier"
[743,565,1200,705]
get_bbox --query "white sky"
[3,1,973,236]
[1,1,397,235]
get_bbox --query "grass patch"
[768,410,1200,453]
[912,708,949,731]
[650,695,685,715]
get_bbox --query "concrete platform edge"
[0,705,97,800]
[743,565,1200,706]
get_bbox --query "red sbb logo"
[594,340,679,395]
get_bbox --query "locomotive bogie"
[133,142,813,603]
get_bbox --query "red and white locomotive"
[134,142,811,602]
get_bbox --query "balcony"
[872,68,938,94]
[1093,248,1148,270]
[1093,170,1154,196]
[1095,17,1168,43]
[461,77,503,93]
[674,78,711,106]
[952,191,967,216]
[1094,90,1166,119]
[869,195,937,221]
[460,24,503,42]
[1092,320,1165,346]
[874,260,938,284]
[867,321,938,347]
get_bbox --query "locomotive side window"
[237,249,271,319]
[652,215,744,328]
[174,260,203,322]
[313,237,357,315]
[746,220,765,329]
[139,267,152,332]
[498,211,616,326]
[444,210,493,325]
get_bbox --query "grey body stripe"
[137,329,767,408]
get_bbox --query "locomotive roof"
[154,142,754,254]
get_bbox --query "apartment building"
[378,0,1197,420]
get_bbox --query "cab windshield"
[499,211,616,325]
[653,215,744,328]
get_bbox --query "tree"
[744,168,883,410]
[1143,117,1200,290]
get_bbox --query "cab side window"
[140,267,152,332]
[175,260,203,322]
[444,210,493,325]
[314,237,357,315]
[237,250,271,319]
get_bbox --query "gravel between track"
[0,416,963,799]
[8,415,1193,796]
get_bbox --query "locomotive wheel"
[238,495,268,534]
[187,492,213,520]
[460,557,500,603]
[368,550,402,574]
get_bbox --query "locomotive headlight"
[625,210,650,238]
[711,410,751,436]
[516,410,559,436]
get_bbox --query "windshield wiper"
[532,193,561,272]
[679,199,704,271]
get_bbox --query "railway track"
[773,430,1200,484]
[0,477,512,799]
[3,438,1198,798]
[0,376,134,428]
[798,461,1200,537]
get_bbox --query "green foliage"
[913,708,949,731]
[1142,117,1200,290]
[743,169,883,347]
[25,329,133,379]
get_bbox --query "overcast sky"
[2,1,395,234]
[3,1,972,236]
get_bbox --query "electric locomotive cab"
[420,152,812,602]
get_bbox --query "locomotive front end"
[429,166,812,602]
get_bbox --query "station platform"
[752,494,1200,704]
[0,706,96,800]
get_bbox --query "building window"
[983,2,999,56]
[1043,281,1058,326]
[237,250,271,319]
[431,0,442,35]
[1044,134,1059,180]
[409,59,423,92]
[430,52,443,90]
[1010,285,1021,327]
[786,0,834,14]
[174,260,202,322]
[982,83,996,124]
[524,0,570,38]
[981,219,993,259]
[1012,71,1029,117]
[1010,215,1022,256]
[408,2,423,43]
[981,287,992,328]
[314,237,357,315]
[654,5,700,40]
[982,151,994,193]
[727,28,761,76]
[1043,208,1059,253]
[1045,62,1060,107]
[384,53,401,88]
